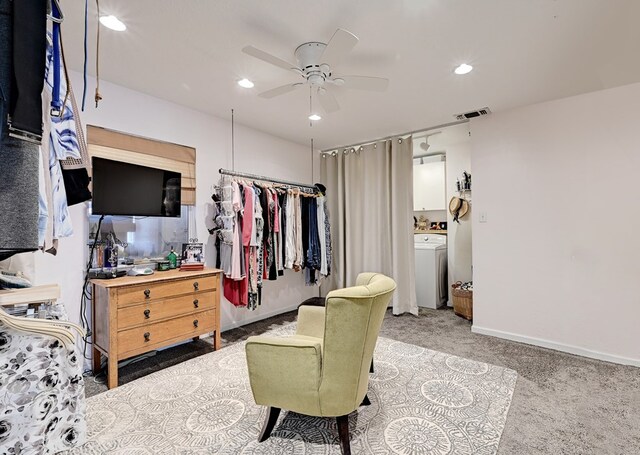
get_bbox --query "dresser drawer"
[117,275,217,307]
[117,309,215,356]
[117,291,216,330]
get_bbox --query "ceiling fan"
[242,28,389,113]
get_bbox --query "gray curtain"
[321,137,418,315]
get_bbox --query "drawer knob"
[144,309,151,319]
[193,319,199,328]
[144,332,151,342]
[193,281,199,291]
[144,289,151,299]
[193,299,199,308]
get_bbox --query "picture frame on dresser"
[182,242,204,264]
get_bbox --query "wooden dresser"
[91,268,222,389]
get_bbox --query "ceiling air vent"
[454,107,491,121]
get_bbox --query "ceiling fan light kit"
[241,28,389,116]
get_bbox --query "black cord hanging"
[311,137,314,182]
[231,108,235,171]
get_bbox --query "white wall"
[471,82,640,366]
[34,72,317,339]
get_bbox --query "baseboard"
[221,304,299,332]
[471,325,640,367]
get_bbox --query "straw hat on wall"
[449,196,469,222]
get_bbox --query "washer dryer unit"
[414,234,448,309]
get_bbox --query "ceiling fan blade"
[242,45,300,72]
[258,83,303,99]
[318,87,340,113]
[320,28,358,67]
[337,75,389,91]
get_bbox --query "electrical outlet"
[479,212,488,223]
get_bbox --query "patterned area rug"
[66,325,517,454]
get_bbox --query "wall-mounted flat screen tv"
[91,157,182,217]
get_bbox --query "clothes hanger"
[0,284,84,348]
[47,0,64,24]
[0,310,77,348]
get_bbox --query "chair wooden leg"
[336,414,351,455]
[258,406,281,442]
[361,394,371,406]
[370,358,374,373]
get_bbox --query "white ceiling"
[59,0,640,150]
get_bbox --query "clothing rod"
[320,119,468,153]
[218,168,316,190]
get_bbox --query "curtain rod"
[320,119,468,153]
[218,168,317,190]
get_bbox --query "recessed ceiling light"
[308,114,322,121]
[99,15,126,31]
[454,63,473,75]
[237,78,254,88]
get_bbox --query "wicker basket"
[451,281,473,321]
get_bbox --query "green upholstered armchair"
[245,273,396,455]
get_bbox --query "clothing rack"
[219,168,317,193]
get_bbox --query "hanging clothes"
[229,181,243,280]
[276,191,285,277]
[284,190,295,269]
[254,185,265,306]
[242,184,255,308]
[224,181,247,307]
[59,89,92,207]
[293,190,303,272]
[322,196,332,277]
[267,188,278,281]
[7,0,47,142]
[32,31,87,255]
[213,174,332,309]
[218,176,234,276]
[303,195,321,285]
[317,195,328,276]
[249,186,262,310]
[208,192,223,269]
[0,1,40,261]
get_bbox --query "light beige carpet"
[66,325,517,454]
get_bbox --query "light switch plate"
[479,211,488,223]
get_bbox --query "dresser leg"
[107,356,118,389]
[214,330,221,350]
[92,348,102,374]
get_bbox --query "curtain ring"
[398,138,403,144]
[374,143,377,149]
[332,151,338,156]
